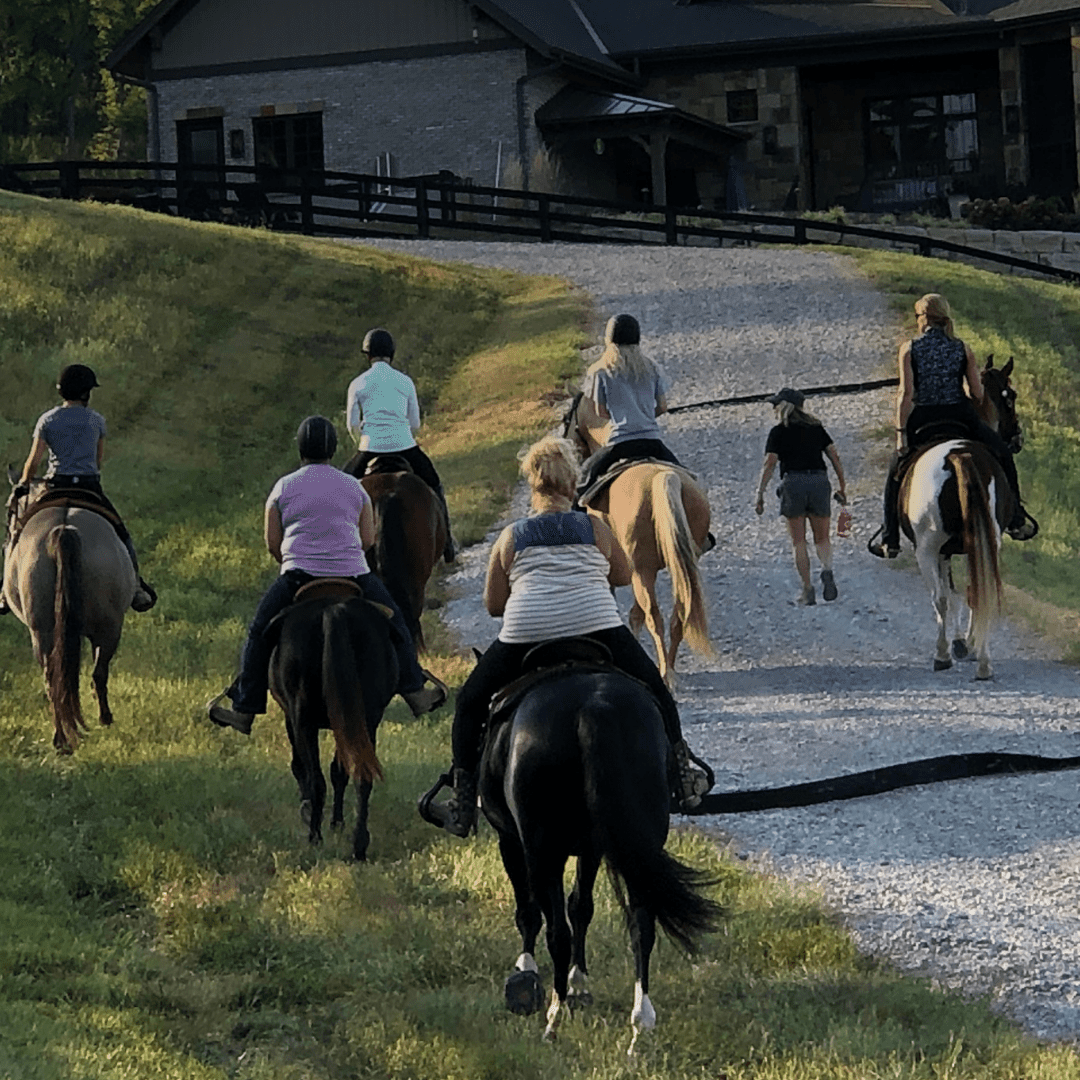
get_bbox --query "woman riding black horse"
[421,435,712,838]
[207,415,446,734]
[868,293,1037,558]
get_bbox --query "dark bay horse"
[480,662,721,1051]
[564,393,712,684]
[268,581,398,860]
[3,475,137,752]
[343,453,446,650]
[899,357,1023,679]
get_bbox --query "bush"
[964,195,1080,231]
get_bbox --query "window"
[253,112,325,184]
[867,92,978,179]
[726,89,758,124]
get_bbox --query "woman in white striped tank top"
[422,435,712,838]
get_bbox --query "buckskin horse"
[343,452,446,650]
[475,647,721,1051]
[268,578,399,861]
[899,357,1023,679]
[3,472,137,752]
[564,392,712,684]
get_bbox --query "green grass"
[2,194,1080,1076]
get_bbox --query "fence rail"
[4,159,1079,286]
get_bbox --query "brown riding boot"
[671,740,711,812]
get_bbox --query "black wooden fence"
[4,159,1079,286]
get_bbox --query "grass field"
[3,193,1080,1078]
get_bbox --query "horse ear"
[472,646,483,661]
[983,355,994,371]
[1002,357,1014,378]
[7,464,18,486]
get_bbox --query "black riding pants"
[576,438,682,500]
[351,446,445,497]
[450,626,684,774]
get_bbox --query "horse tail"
[46,524,86,747]
[376,492,424,651]
[953,451,1002,653]
[652,470,712,657]
[322,604,383,784]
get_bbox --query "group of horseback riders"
[1,294,1038,837]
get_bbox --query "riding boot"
[422,767,477,837]
[868,469,901,558]
[434,489,457,564]
[995,452,1039,540]
[121,535,157,611]
[671,739,712,812]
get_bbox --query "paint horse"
[899,356,1024,679]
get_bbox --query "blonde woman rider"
[422,435,712,838]
[868,293,1036,558]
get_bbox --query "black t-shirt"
[765,422,833,475]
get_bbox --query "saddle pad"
[578,456,693,509]
[8,492,124,550]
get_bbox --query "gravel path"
[363,239,1080,1044]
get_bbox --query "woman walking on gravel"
[755,387,847,605]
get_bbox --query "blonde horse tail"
[953,452,1002,657]
[652,470,713,657]
[46,523,86,749]
[323,604,383,784]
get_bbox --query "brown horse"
[898,357,1023,680]
[342,453,446,650]
[565,394,713,685]
[3,473,137,751]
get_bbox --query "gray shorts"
[779,471,831,518]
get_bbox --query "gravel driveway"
[362,239,1080,1043]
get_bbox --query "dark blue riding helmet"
[57,363,100,400]
[296,415,338,461]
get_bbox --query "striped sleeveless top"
[911,326,967,406]
[498,511,623,644]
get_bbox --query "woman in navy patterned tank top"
[422,435,712,838]
[868,294,1035,557]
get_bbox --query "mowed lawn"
[2,193,1080,1078]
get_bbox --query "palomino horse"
[3,472,137,752]
[898,357,1022,680]
[478,651,721,1051]
[343,452,446,650]
[268,579,398,861]
[565,393,712,684]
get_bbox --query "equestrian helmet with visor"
[605,313,640,346]
[768,387,805,408]
[58,364,100,400]
[296,415,338,461]
[362,328,395,359]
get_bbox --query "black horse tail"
[584,723,722,953]
[46,523,86,749]
[375,492,424,651]
[322,604,382,784]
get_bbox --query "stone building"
[108,0,1080,212]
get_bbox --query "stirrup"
[1006,509,1039,541]
[672,740,712,812]
[866,526,899,559]
[417,768,477,837]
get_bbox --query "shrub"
[964,195,1080,231]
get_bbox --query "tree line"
[1,0,154,163]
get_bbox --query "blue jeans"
[229,569,425,714]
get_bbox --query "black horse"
[479,663,722,1050]
[269,582,399,861]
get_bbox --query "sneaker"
[402,683,447,717]
[207,691,254,735]
[420,768,477,837]
[671,739,711,812]
[799,585,816,606]
[821,568,838,602]
[866,526,899,559]
[0,595,9,616]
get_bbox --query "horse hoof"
[933,658,953,671]
[951,639,969,661]
[505,970,544,1015]
[567,991,593,1011]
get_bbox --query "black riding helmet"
[362,328,395,359]
[296,415,338,461]
[57,363,100,401]
[605,313,640,346]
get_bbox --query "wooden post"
[416,177,429,239]
[538,193,551,242]
[665,205,677,246]
[649,134,669,209]
[59,161,80,201]
[300,172,313,234]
